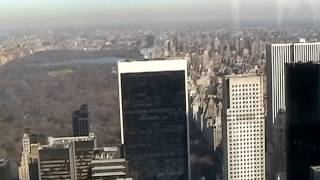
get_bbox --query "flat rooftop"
[118,59,187,74]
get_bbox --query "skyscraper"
[310,166,320,180]
[0,159,11,180]
[19,133,31,180]
[266,42,320,179]
[266,42,320,125]
[222,74,265,180]
[285,62,320,180]
[73,104,90,137]
[118,59,190,180]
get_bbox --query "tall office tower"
[38,142,76,180]
[285,62,320,180]
[266,42,320,179]
[19,133,31,180]
[118,59,190,180]
[266,42,320,125]
[222,74,265,180]
[0,159,11,180]
[91,146,132,180]
[310,166,320,180]
[73,104,90,137]
[49,133,96,179]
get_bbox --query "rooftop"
[118,59,187,74]
[0,158,8,166]
[311,165,320,172]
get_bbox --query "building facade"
[222,74,265,180]
[285,62,320,180]
[19,133,31,180]
[310,166,320,180]
[38,143,76,180]
[118,59,190,180]
[266,42,320,125]
[48,133,96,179]
[91,146,132,180]
[266,42,320,180]
[0,159,11,180]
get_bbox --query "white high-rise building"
[222,74,265,180]
[18,133,30,180]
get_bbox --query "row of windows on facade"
[230,163,264,168]
[230,165,264,170]
[229,176,264,180]
[228,123,264,128]
[229,154,264,158]
[234,108,261,113]
[229,121,264,125]
[227,114,264,118]
[228,118,265,122]
[228,137,264,143]
[231,100,262,104]
[229,153,264,158]
[229,168,264,172]
[229,145,264,150]
[230,157,264,161]
[229,136,264,140]
[230,173,264,177]
[228,128,264,132]
[231,84,260,88]
[231,94,261,98]
[228,109,264,113]
[228,127,264,131]
[231,104,262,109]
[229,138,264,142]
[231,90,260,94]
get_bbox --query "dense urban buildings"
[73,104,90,137]
[118,59,190,180]
[285,62,320,180]
[4,22,320,180]
[222,74,265,180]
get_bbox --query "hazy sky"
[0,0,319,29]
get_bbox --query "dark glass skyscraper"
[73,104,90,137]
[118,59,190,180]
[0,159,10,180]
[286,62,320,180]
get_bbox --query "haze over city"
[0,0,320,30]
